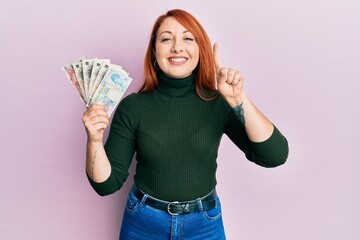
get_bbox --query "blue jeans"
[119,188,226,240]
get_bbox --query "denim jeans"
[119,188,226,240]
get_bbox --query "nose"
[171,40,183,53]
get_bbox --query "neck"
[156,71,196,98]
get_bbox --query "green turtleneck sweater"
[87,72,289,201]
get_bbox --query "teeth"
[169,58,187,62]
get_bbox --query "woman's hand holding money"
[82,104,109,143]
[82,104,111,182]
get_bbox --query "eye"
[160,37,172,43]
[184,37,194,41]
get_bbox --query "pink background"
[1,0,359,239]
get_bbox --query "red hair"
[138,9,218,100]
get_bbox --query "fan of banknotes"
[62,57,133,116]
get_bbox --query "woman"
[82,9,289,240]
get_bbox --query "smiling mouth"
[168,57,188,63]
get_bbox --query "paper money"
[89,59,110,98]
[63,56,133,116]
[82,58,96,100]
[89,62,110,103]
[72,60,86,102]
[91,66,133,116]
[61,64,86,104]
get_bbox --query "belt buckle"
[167,201,179,216]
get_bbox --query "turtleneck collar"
[155,71,197,98]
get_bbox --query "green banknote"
[90,66,133,116]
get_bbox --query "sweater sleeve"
[224,110,289,168]
[86,93,137,196]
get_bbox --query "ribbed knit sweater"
[87,71,289,201]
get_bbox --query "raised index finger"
[213,43,222,71]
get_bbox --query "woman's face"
[154,17,199,79]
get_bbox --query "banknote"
[88,62,110,103]
[89,59,110,99]
[63,56,132,116]
[88,63,126,104]
[72,60,86,102]
[82,58,97,100]
[61,64,86,104]
[90,66,133,116]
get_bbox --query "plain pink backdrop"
[1,0,359,239]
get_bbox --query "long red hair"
[138,9,218,100]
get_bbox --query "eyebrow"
[159,30,189,36]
